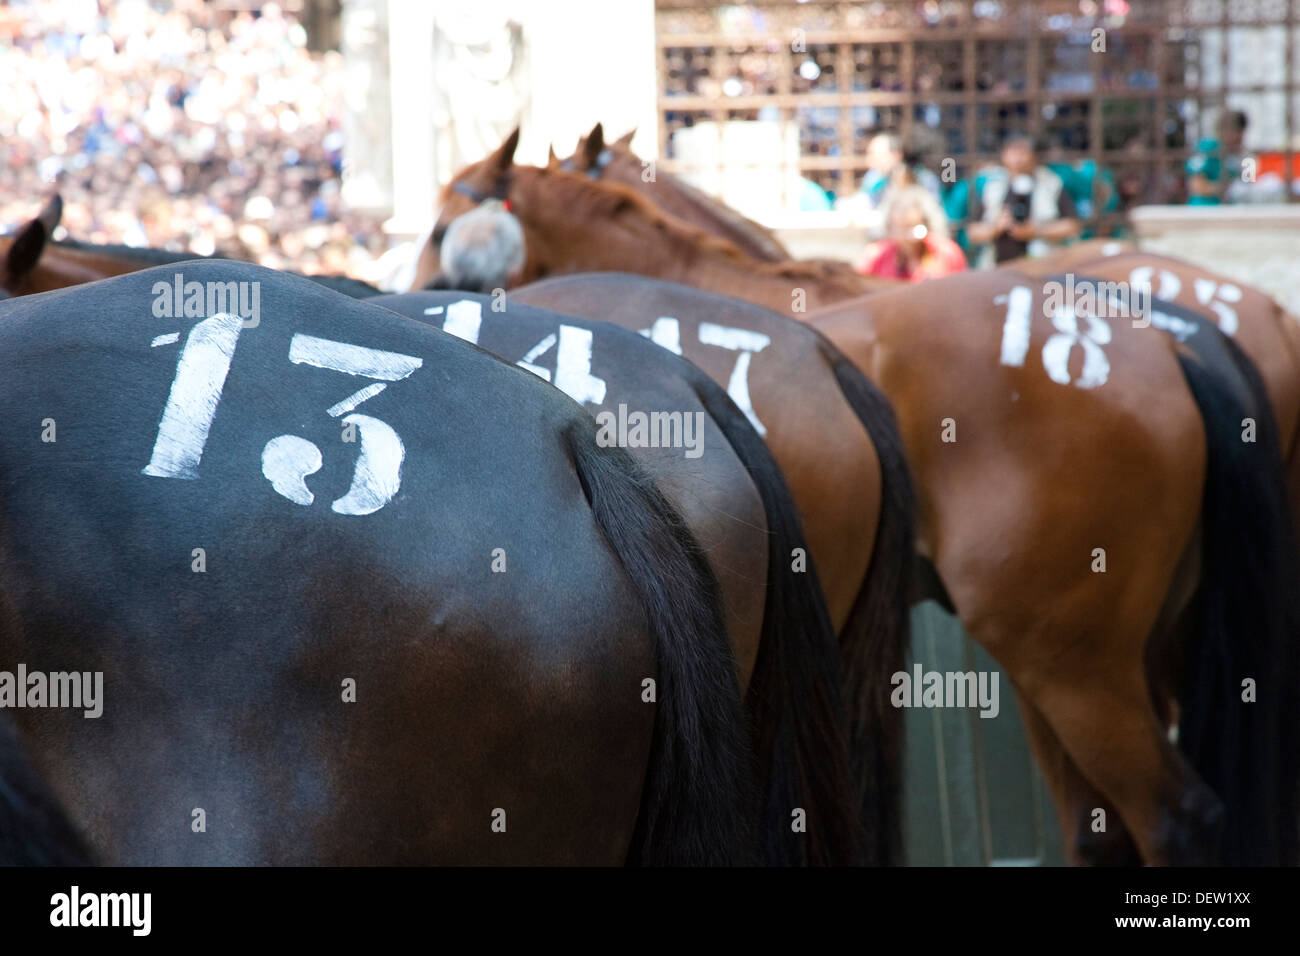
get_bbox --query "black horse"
[371,290,864,865]
[0,261,755,865]
[509,273,918,866]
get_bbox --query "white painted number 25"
[1128,266,1242,336]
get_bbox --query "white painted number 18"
[996,285,1112,388]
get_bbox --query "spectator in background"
[0,0,385,277]
[966,135,1081,266]
[1187,110,1249,205]
[854,185,967,282]
[858,131,942,211]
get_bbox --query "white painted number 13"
[142,312,423,515]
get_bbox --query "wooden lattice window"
[655,0,1300,230]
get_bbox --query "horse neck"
[662,250,876,315]
[518,172,861,313]
[35,248,144,290]
[516,168,699,282]
[608,156,787,263]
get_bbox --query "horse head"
[418,127,520,290]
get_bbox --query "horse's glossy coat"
[370,289,865,864]
[509,273,916,865]
[0,261,758,865]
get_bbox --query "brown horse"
[0,195,188,295]
[410,128,896,311]
[511,273,916,864]
[1002,237,1138,275]
[1,218,870,864]
[554,123,792,262]
[1014,248,1300,531]
[0,194,77,294]
[462,154,1298,863]
[809,271,1298,866]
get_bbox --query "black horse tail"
[566,422,758,865]
[687,368,864,866]
[822,336,917,866]
[1176,338,1300,865]
[0,712,93,865]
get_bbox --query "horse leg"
[1014,534,1195,868]
[1018,621,1223,866]
[961,527,1218,866]
[1016,697,1142,865]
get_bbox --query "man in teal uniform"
[1187,110,1248,205]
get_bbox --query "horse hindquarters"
[0,712,92,865]
[568,423,759,865]
[686,368,863,866]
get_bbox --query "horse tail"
[822,337,918,866]
[1271,309,1300,541]
[687,369,864,865]
[1176,339,1300,865]
[0,712,92,865]
[566,422,759,865]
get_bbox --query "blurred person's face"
[1002,142,1035,175]
[237,223,270,252]
[867,136,901,171]
[322,246,348,273]
[1217,117,1245,149]
[280,231,305,259]
[887,205,928,253]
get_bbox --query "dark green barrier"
[904,602,1067,865]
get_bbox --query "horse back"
[0,261,657,863]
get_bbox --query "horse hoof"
[1153,786,1225,866]
[1074,820,1142,866]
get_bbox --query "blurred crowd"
[0,0,386,276]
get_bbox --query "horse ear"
[4,210,51,283]
[492,126,521,170]
[38,193,63,232]
[547,144,559,167]
[583,123,605,167]
[615,128,637,149]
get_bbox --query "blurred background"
[2,0,1296,291]
[4,0,1297,867]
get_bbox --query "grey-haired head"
[435,204,526,293]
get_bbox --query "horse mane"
[635,154,790,260]
[527,165,865,289]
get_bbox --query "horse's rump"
[0,262,753,864]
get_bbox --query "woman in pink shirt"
[855,185,968,282]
